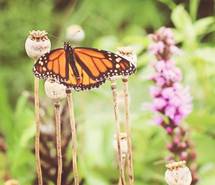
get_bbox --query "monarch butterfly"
[33,42,136,91]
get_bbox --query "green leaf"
[194,48,215,63]
[189,0,200,21]
[171,5,192,31]
[158,0,176,10]
[171,5,197,48]
[194,17,215,36]
[172,29,184,42]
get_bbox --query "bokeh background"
[0,0,215,185]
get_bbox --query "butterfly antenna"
[49,34,67,45]
[49,34,74,47]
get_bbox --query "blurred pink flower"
[154,115,164,125]
[148,27,198,185]
[149,41,165,54]
[165,105,176,119]
[153,97,167,110]
[149,27,192,130]
[154,60,166,72]
[152,60,182,86]
[149,86,161,97]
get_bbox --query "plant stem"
[67,91,79,185]
[34,77,43,185]
[121,155,127,185]
[110,80,126,185]
[54,101,62,185]
[122,77,134,185]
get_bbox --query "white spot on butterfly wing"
[116,58,121,63]
[116,64,120,68]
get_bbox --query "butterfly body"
[33,43,136,91]
[64,44,81,84]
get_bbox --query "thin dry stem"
[67,92,79,185]
[110,80,126,185]
[119,155,127,185]
[122,78,134,185]
[54,102,62,185]
[34,77,43,185]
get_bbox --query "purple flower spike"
[148,27,198,185]
[149,27,192,130]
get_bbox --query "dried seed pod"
[116,46,137,67]
[25,30,51,60]
[66,25,85,43]
[44,78,67,100]
[165,161,192,185]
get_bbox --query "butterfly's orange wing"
[65,61,105,91]
[33,46,136,91]
[33,48,68,80]
[33,48,105,91]
[73,47,136,81]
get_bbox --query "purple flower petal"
[165,105,176,119]
[153,97,167,110]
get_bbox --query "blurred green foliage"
[0,0,215,185]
